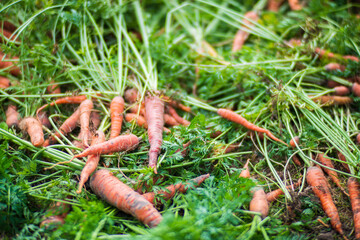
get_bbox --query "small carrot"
[249,187,269,218]
[289,136,300,148]
[142,174,210,205]
[90,111,101,131]
[266,178,302,202]
[317,153,348,196]
[0,52,21,76]
[0,76,10,89]
[343,55,359,62]
[292,155,302,166]
[306,167,345,236]
[213,143,239,155]
[311,95,353,105]
[334,86,350,96]
[348,177,360,239]
[38,111,52,129]
[90,169,163,228]
[40,215,65,229]
[164,113,179,126]
[352,83,360,97]
[78,99,93,147]
[6,105,20,127]
[19,117,44,147]
[125,113,148,128]
[337,151,350,173]
[162,96,191,113]
[232,11,259,52]
[217,108,287,145]
[46,80,61,94]
[109,96,125,139]
[239,159,250,178]
[129,102,146,116]
[124,88,139,104]
[166,105,190,126]
[288,0,303,10]
[1,21,17,33]
[0,28,17,42]
[77,131,106,194]
[325,63,346,72]
[145,93,165,174]
[327,80,341,88]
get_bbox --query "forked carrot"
[266,178,302,202]
[142,174,210,205]
[6,105,20,127]
[19,117,44,147]
[317,154,348,196]
[109,96,125,139]
[76,131,106,194]
[239,159,250,178]
[90,169,162,227]
[348,177,360,239]
[306,167,345,237]
[232,11,259,52]
[249,187,269,218]
[166,105,190,126]
[145,93,165,174]
[217,108,287,145]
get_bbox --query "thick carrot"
[19,117,44,147]
[266,178,302,202]
[90,169,162,228]
[46,80,61,94]
[142,174,210,205]
[343,55,359,62]
[249,187,269,218]
[306,167,345,236]
[217,108,286,145]
[348,177,360,239]
[0,76,10,89]
[109,96,125,139]
[325,63,346,72]
[0,52,21,76]
[239,159,250,178]
[311,95,353,105]
[166,105,190,126]
[337,151,350,173]
[334,86,350,96]
[267,0,284,11]
[6,105,20,127]
[317,153,348,196]
[124,88,139,103]
[232,11,259,52]
[78,99,93,147]
[77,131,106,194]
[145,93,165,173]
[288,0,303,10]
[36,95,87,120]
[352,83,360,97]
[164,113,179,126]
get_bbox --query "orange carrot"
[40,215,65,229]
[109,96,125,139]
[292,155,302,166]
[217,108,286,145]
[311,95,353,105]
[78,99,93,147]
[343,55,359,62]
[267,0,284,11]
[77,131,106,194]
[317,153,348,196]
[162,96,191,113]
[0,52,21,76]
[36,95,87,119]
[334,86,350,96]
[142,174,210,205]
[124,88,139,103]
[266,178,302,202]
[145,93,165,173]
[1,21,17,33]
[306,167,345,236]
[249,187,269,218]
[289,0,303,11]
[289,136,300,148]
[125,113,148,128]
[164,113,179,126]
[46,80,61,94]
[0,28,17,42]
[90,169,162,227]
[166,105,190,126]
[0,76,10,89]
[90,111,101,130]
[19,117,44,147]
[6,105,20,127]
[38,111,52,129]
[239,159,250,178]
[352,83,360,97]
[337,151,350,173]
[324,63,346,71]
[129,102,146,116]
[232,11,259,52]
[348,177,360,239]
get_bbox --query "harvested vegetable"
[266,178,302,202]
[239,159,250,178]
[348,177,360,239]
[166,105,190,126]
[232,11,258,52]
[311,96,353,105]
[249,187,269,218]
[78,99,93,147]
[5,104,20,127]
[19,117,44,147]
[0,76,10,88]
[109,96,125,139]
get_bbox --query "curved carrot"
[6,105,20,127]
[348,177,360,239]
[78,99,93,147]
[164,113,179,126]
[90,169,163,228]
[19,117,44,147]
[306,167,345,236]
[77,131,106,194]
[145,93,165,173]
[217,108,287,145]
[266,178,302,202]
[232,11,259,52]
[109,96,125,139]
[166,105,190,126]
[239,159,250,178]
[249,187,269,218]
[142,174,210,205]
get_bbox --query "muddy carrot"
[6,105,20,127]
[266,178,302,202]
[19,117,44,147]
[109,96,125,139]
[348,177,360,239]
[90,169,163,227]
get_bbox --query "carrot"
[266,178,302,202]
[164,113,179,126]
[315,48,336,59]
[210,130,223,138]
[352,83,360,97]
[124,88,139,103]
[348,177,360,239]
[1,21,17,33]
[0,52,21,76]
[343,55,359,62]
[311,95,353,105]
[232,11,259,52]
[19,117,44,147]
[125,113,148,128]
[0,76,10,89]
[337,151,350,173]
[166,105,190,126]
[324,63,346,72]
[287,38,302,47]
[175,141,192,158]
[6,105,20,127]
[109,96,125,139]
[145,93,165,174]
[40,215,65,229]
[142,174,210,205]
[90,169,162,227]
[78,99,93,147]
[357,133,360,145]
[76,131,106,194]
[46,80,61,94]
[307,167,346,236]
[292,155,302,166]
[289,136,300,148]
[327,80,341,88]
[249,187,269,218]
[129,102,146,116]
[267,0,284,11]
[239,159,250,178]
[162,96,191,113]
[334,86,350,96]
[217,108,287,145]
[90,111,101,131]
[213,143,239,155]
[317,153,348,196]
[38,111,52,129]
[36,95,87,119]
[288,0,303,10]
[0,28,17,42]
